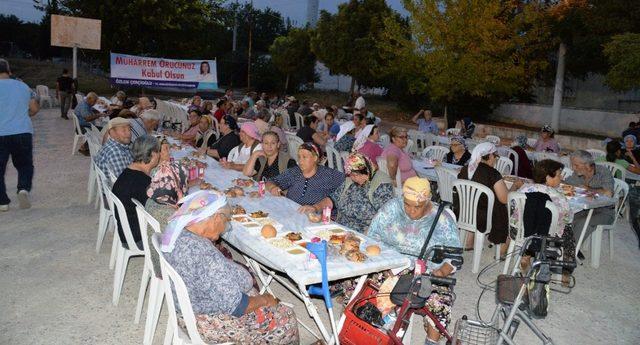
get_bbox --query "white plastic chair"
[94,166,114,254]
[108,190,146,306]
[485,135,501,145]
[75,93,85,106]
[227,146,240,163]
[495,156,514,176]
[151,234,234,345]
[421,145,449,162]
[377,156,402,196]
[325,145,343,172]
[446,128,460,136]
[589,178,629,268]
[595,161,627,181]
[435,166,457,203]
[281,111,292,130]
[527,138,537,148]
[586,149,606,161]
[496,146,519,176]
[36,85,54,108]
[132,199,167,345]
[70,111,86,155]
[403,139,415,156]
[379,134,390,147]
[453,180,496,273]
[294,112,304,130]
[287,135,303,162]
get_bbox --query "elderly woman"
[195,115,217,149]
[299,153,394,233]
[458,117,475,139]
[161,191,299,344]
[456,143,517,253]
[266,143,345,206]
[443,135,471,166]
[220,122,262,171]
[243,131,296,181]
[354,125,383,164]
[510,135,533,178]
[382,127,417,186]
[368,177,460,345]
[334,121,357,152]
[112,135,161,250]
[533,125,560,153]
[623,134,640,162]
[175,110,202,146]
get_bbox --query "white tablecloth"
[170,144,411,286]
[412,160,462,181]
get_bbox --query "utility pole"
[247,0,253,89]
[232,1,238,52]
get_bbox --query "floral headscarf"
[450,135,467,150]
[353,124,375,151]
[402,176,431,203]
[468,142,496,179]
[344,152,376,180]
[147,162,189,206]
[336,121,356,141]
[513,135,528,148]
[161,190,228,252]
[541,124,554,135]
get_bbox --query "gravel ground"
[1,108,639,345]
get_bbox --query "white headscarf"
[353,124,374,151]
[468,142,496,179]
[161,190,228,252]
[336,121,356,141]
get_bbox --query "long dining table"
[168,139,411,344]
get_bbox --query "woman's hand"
[269,186,282,196]
[298,205,316,214]
[512,179,524,190]
[261,294,279,307]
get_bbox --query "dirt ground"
[1,108,639,345]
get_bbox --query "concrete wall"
[313,62,386,95]
[491,103,638,138]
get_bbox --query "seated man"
[75,91,108,132]
[130,109,161,142]
[368,177,460,345]
[130,96,154,116]
[564,150,614,257]
[95,118,133,177]
[206,115,241,160]
[296,115,327,147]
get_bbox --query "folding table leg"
[297,282,333,342]
[243,256,274,295]
[575,209,594,263]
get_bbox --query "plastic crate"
[338,281,394,345]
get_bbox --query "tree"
[603,33,640,92]
[379,0,552,120]
[270,28,317,92]
[311,0,401,92]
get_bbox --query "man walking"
[0,59,40,211]
[56,68,74,119]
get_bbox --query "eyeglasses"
[395,135,408,139]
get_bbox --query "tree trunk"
[285,74,290,93]
[349,78,356,94]
[551,42,566,133]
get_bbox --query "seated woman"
[623,135,640,245]
[269,113,288,149]
[219,122,262,171]
[458,117,475,139]
[354,125,383,164]
[533,125,560,153]
[298,153,394,233]
[175,110,202,146]
[160,191,299,344]
[195,115,217,150]
[334,121,357,152]
[213,99,227,122]
[510,135,533,178]
[243,131,296,181]
[201,101,214,116]
[266,143,345,206]
[455,143,518,254]
[623,134,640,162]
[600,139,640,177]
[296,115,327,147]
[443,135,471,166]
[112,135,161,250]
[368,177,460,345]
[381,127,417,186]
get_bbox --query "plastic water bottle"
[322,206,331,224]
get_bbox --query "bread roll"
[366,245,381,256]
[261,224,277,238]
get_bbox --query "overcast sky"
[1,0,407,24]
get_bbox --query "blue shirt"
[94,138,133,177]
[75,100,94,127]
[417,119,439,135]
[0,79,34,136]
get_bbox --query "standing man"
[0,59,40,211]
[56,68,74,120]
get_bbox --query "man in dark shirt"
[296,115,327,148]
[297,100,313,116]
[56,69,75,119]
[622,122,639,141]
[206,115,240,160]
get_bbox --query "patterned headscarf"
[336,121,356,141]
[450,135,467,150]
[402,176,431,203]
[299,142,322,160]
[344,152,376,180]
[514,135,528,148]
[624,134,638,148]
[161,190,228,252]
[468,142,496,179]
[541,124,554,134]
[147,162,189,206]
[241,122,262,141]
[353,124,375,151]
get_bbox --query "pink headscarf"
[241,122,262,141]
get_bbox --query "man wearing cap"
[220,122,263,171]
[206,115,240,160]
[367,176,460,345]
[0,58,40,211]
[95,118,133,177]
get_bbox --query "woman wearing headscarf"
[455,143,517,252]
[220,122,262,171]
[600,140,640,177]
[623,134,640,248]
[298,153,394,233]
[381,127,417,186]
[160,191,299,344]
[354,125,383,164]
[367,177,460,345]
[443,135,471,166]
[334,121,357,152]
[459,117,475,139]
[266,143,345,206]
[511,135,533,178]
[533,125,560,153]
[623,134,640,163]
[195,115,217,150]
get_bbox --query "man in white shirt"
[354,91,366,110]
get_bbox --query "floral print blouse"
[329,178,394,233]
[514,183,573,236]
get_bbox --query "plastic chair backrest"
[596,161,627,180]
[70,111,83,135]
[294,112,304,130]
[211,116,220,139]
[435,166,457,203]
[325,145,343,172]
[496,146,518,175]
[422,145,449,161]
[495,156,513,176]
[507,192,527,244]
[446,128,460,136]
[586,149,606,160]
[403,139,414,155]
[545,200,560,236]
[281,112,291,130]
[379,134,390,147]
[36,85,50,97]
[151,234,207,345]
[287,135,303,162]
[75,94,84,105]
[613,178,629,225]
[485,135,501,145]
[453,180,494,233]
[527,138,537,148]
[133,198,161,277]
[227,146,240,162]
[377,156,402,195]
[108,190,144,255]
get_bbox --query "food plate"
[231,215,253,223]
[305,224,349,241]
[267,238,296,249]
[250,210,269,218]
